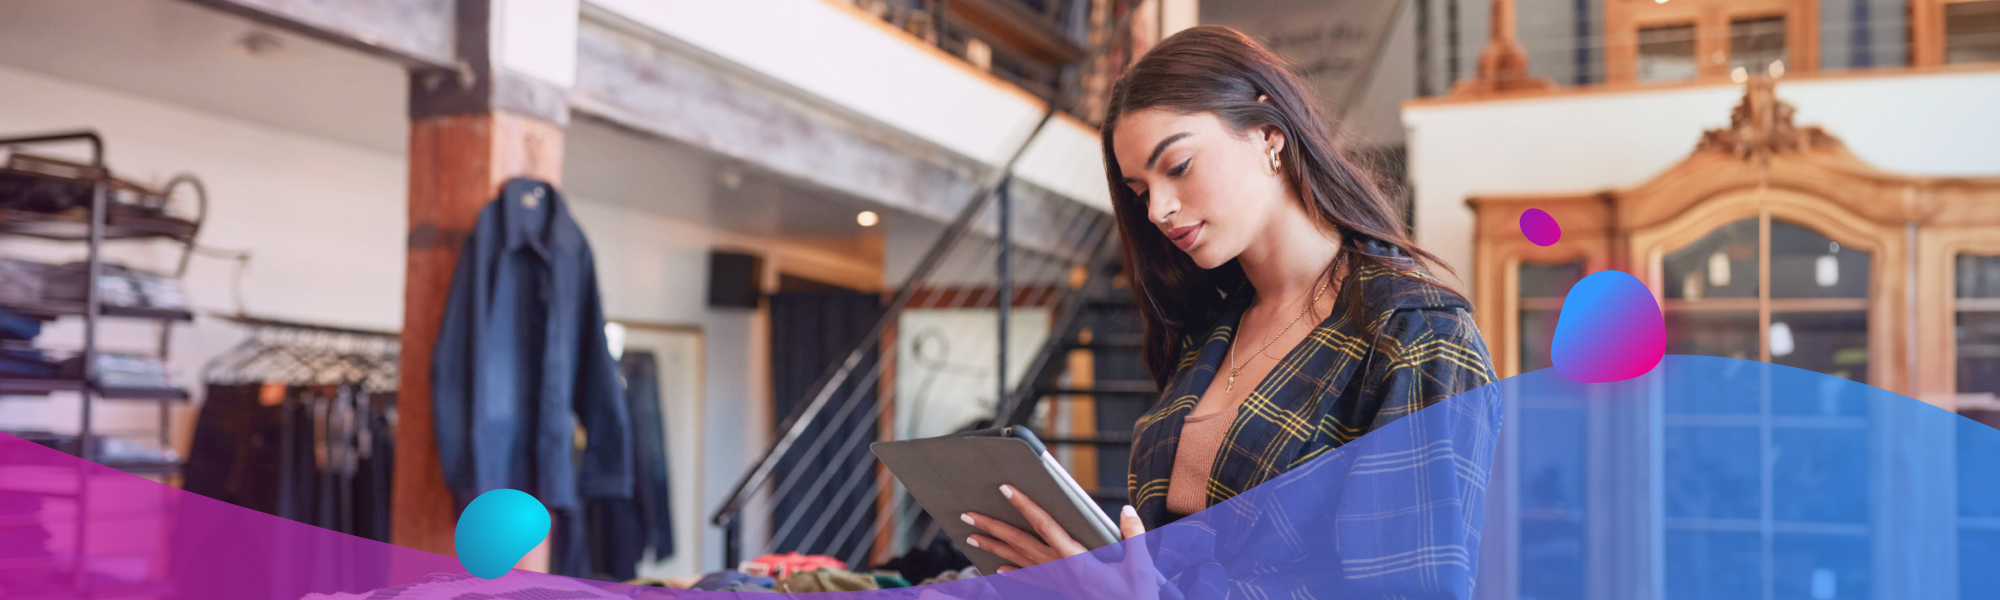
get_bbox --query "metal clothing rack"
[201,313,399,537]
[0,130,206,471]
[0,130,204,598]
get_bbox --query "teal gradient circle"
[454,489,550,579]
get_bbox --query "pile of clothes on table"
[630,541,980,592]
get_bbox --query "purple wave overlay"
[6,355,1997,598]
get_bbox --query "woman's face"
[1112,108,1287,269]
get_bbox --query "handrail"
[710,109,1060,529]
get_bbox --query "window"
[1818,0,1910,70]
[1946,0,2000,63]
[1639,24,1700,82]
[1730,16,1791,75]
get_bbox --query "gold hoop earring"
[1267,148,1281,175]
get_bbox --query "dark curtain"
[768,290,884,560]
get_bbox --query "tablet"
[871,426,1121,575]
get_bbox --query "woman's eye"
[1167,158,1190,177]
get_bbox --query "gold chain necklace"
[1225,277,1331,394]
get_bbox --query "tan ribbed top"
[1165,405,1240,516]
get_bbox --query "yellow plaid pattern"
[1126,244,1496,530]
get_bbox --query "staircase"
[994,258,1157,514]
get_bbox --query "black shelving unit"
[0,130,205,473]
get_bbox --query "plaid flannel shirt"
[1126,243,1500,599]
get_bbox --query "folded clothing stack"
[44,263,186,310]
[0,153,174,216]
[739,552,848,579]
[56,352,176,390]
[7,430,181,464]
[0,349,55,378]
[0,259,186,312]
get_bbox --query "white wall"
[0,60,885,575]
[584,0,1112,211]
[1403,69,2000,290]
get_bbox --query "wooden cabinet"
[1470,79,2000,410]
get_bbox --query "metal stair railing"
[709,7,1143,568]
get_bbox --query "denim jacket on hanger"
[432,178,632,511]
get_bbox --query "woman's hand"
[961,485,1144,570]
[961,485,1161,599]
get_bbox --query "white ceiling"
[0,0,410,155]
[563,115,907,247]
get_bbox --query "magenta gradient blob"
[1519,208,1562,246]
[1551,270,1664,382]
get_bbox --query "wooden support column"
[392,111,565,557]
[390,0,574,569]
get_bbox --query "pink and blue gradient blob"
[1519,208,1562,246]
[1552,270,1664,382]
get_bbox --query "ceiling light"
[857,211,880,227]
[237,30,286,57]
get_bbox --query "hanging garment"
[431,178,633,511]
[185,383,396,542]
[564,351,676,580]
[184,384,289,516]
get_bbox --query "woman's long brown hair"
[1101,25,1458,386]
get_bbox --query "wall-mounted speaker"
[708,251,764,309]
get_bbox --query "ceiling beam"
[570,16,1100,260]
[180,0,455,68]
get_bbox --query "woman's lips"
[1167,223,1203,250]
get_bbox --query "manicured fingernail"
[999,485,1014,499]
[960,513,975,526]
[1122,505,1138,519]
[965,536,980,548]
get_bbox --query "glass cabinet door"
[1657,217,1875,599]
[1956,254,2000,593]
[1662,219,1761,360]
[1519,262,1585,373]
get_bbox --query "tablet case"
[871,426,1121,575]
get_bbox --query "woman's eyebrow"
[1144,132,1193,170]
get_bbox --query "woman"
[959,25,1500,597]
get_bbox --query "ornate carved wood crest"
[1696,77,1844,161]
